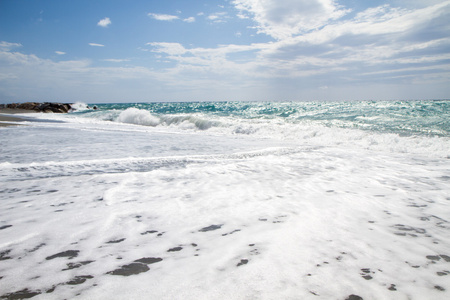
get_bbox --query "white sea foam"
[117,107,160,126]
[19,109,450,158]
[69,102,90,112]
[1,103,449,299]
[160,114,217,130]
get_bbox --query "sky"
[0,0,449,103]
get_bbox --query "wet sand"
[0,115,25,127]
[0,109,36,127]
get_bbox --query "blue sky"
[0,0,449,103]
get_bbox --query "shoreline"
[0,102,71,127]
[0,109,37,127]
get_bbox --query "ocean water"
[1,100,449,300]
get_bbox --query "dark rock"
[393,224,426,234]
[5,103,18,109]
[2,102,72,113]
[141,230,158,235]
[45,250,79,260]
[106,238,126,244]
[37,102,72,113]
[1,288,42,299]
[62,260,94,271]
[45,286,57,293]
[167,247,183,252]
[134,257,163,264]
[222,229,241,236]
[17,102,39,110]
[346,295,363,300]
[434,285,445,291]
[440,254,450,262]
[237,259,248,267]
[199,224,223,232]
[107,263,149,276]
[0,225,12,230]
[0,249,12,261]
[426,255,441,261]
[388,284,397,291]
[65,275,93,285]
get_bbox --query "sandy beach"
[1,101,449,299]
[0,109,36,126]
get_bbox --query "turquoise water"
[75,100,450,137]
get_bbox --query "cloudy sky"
[0,0,449,103]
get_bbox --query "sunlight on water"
[71,100,450,137]
[1,100,449,300]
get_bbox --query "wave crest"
[115,108,220,130]
[70,102,90,112]
[161,115,217,130]
[117,108,160,126]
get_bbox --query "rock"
[346,295,363,300]
[107,263,149,276]
[45,250,79,260]
[1,102,72,113]
[18,102,39,110]
[36,102,72,113]
[199,224,223,232]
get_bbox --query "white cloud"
[55,51,66,55]
[140,0,450,90]
[207,12,228,23]
[97,17,111,28]
[102,58,131,63]
[147,42,187,55]
[354,4,407,22]
[263,0,450,47]
[207,15,219,21]
[232,0,350,39]
[0,41,22,51]
[0,49,167,102]
[148,13,179,21]
[89,43,105,47]
[183,17,196,23]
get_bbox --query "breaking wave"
[117,108,160,126]
[116,107,219,130]
[57,100,450,157]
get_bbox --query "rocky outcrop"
[0,102,72,113]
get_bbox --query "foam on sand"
[1,101,449,299]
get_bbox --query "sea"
[1,100,449,299]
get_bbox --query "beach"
[1,101,449,300]
[0,109,33,126]
[0,103,71,126]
